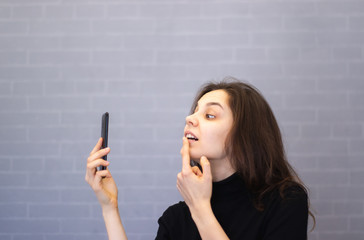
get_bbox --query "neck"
[209,157,235,182]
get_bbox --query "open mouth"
[186,133,199,141]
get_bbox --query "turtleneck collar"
[211,172,249,202]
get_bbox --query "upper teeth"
[186,133,196,139]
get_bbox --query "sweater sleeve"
[262,187,309,240]
[155,209,172,240]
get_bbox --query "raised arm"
[176,137,230,240]
[85,137,128,240]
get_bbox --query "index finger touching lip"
[181,137,191,172]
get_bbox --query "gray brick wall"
[0,1,363,239]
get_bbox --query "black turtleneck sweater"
[155,173,308,240]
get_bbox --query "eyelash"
[206,114,216,119]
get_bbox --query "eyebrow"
[196,102,224,110]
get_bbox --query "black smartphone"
[97,112,109,171]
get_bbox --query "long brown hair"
[190,77,315,226]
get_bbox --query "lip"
[184,131,199,141]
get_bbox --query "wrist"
[189,201,214,224]
[101,202,119,216]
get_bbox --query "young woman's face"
[184,89,234,162]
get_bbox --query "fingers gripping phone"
[97,112,109,171]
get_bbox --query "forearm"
[190,203,230,240]
[102,206,128,240]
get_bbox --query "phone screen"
[97,112,109,171]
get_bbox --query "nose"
[185,113,198,127]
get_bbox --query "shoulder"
[261,183,309,239]
[266,182,308,210]
[158,201,191,226]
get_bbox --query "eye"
[206,114,216,119]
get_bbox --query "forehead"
[198,89,229,106]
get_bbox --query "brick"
[275,109,316,123]
[285,17,346,30]
[188,33,249,48]
[29,204,90,218]
[123,219,157,234]
[29,20,90,34]
[44,5,74,19]
[0,21,27,34]
[0,158,11,171]
[349,16,364,30]
[12,157,44,172]
[13,6,43,19]
[0,173,27,186]
[93,50,154,64]
[124,35,188,49]
[0,66,60,80]
[0,203,27,218]
[0,6,11,19]
[350,217,364,231]
[315,216,348,231]
[124,65,188,81]
[122,187,180,203]
[251,1,315,16]
[0,97,27,112]
[235,48,266,62]
[0,220,59,233]
[13,80,43,95]
[0,142,59,157]
[156,19,218,33]
[317,32,364,46]
[318,78,364,92]
[351,171,364,185]
[159,49,232,64]
[0,36,60,50]
[28,96,90,111]
[60,65,122,80]
[61,35,123,49]
[0,189,56,203]
[299,47,332,61]
[14,235,46,240]
[60,189,97,203]
[349,93,364,107]
[301,170,349,185]
[29,51,90,65]
[294,139,348,155]
[139,3,200,17]
[318,109,364,123]
[333,124,362,138]
[300,124,331,138]
[333,47,362,60]
[0,51,26,65]
[317,1,364,14]
[76,5,105,18]
[284,63,347,76]
[334,202,363,215]
[0,113,60,126]
[349,140,364,154]
[106,4,138,18]
[252,32,316,46]
[60,219,105,233]
[124,140,179,156]
[29,173,85,187]
[221,17,283,32]
[118,203,154,218]
[267,48,299,61]
[0,127,27,141]
[202,2,249,16]
[220,63,283,78]
[286,93,347,109]
[92,19,153,33]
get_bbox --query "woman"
[86,78,313,239]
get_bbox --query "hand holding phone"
[97,112,109,171]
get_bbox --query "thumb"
[200,156,212,181]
